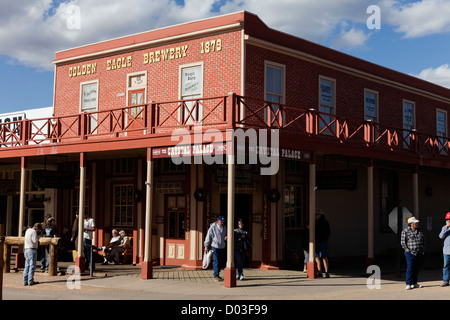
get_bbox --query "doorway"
[220,193,252,267]
[164,195,187,266]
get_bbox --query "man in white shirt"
[23,223,42,286]
[83,213,95,270]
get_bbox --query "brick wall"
[245,43,450,136]
[54,30,242,133]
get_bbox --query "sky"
[1,0,450,114]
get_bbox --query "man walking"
[401,217,425,290]
[23,223,42,286]
[204,216,227,281]
[439,212,450,287]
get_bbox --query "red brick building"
[2,11,450,286]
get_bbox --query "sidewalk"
[2,255,450,301]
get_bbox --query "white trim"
[79,79,99,113]
[245,35,450,105]
[179,61,204,124]
[126,70,148,106]
[53,23,242,65]
[264,60,286,104]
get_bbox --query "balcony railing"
[0,94,449,161]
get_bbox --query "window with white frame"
[80,80,99,133]
[364,89,378,122]
[437,109,448,153]
[403,100,415,148]
[265,61,285,126]
[319,77,335,134]
[180,62,203,124]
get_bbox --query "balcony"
[0,94,448,168]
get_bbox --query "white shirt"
[83,217,95,240]
[24,228,39,250]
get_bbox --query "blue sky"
[1,0,450,114]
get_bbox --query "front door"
[127,89,145,135]
[164,195,187,265]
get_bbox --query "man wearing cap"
[204,216,227,281]
[438,212,450,287]
[23,223,42,286]
[401,217,425,290]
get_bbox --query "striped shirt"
[401,226,425,256]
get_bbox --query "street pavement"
[2,259,450,301]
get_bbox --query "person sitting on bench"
[101,229,121,265]
[109,230,130,264]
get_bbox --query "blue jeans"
[23,248,37,285]
[84,239,94,270]
[405,252,422,285]
[235,250,244,276]
[443,254,450,284]
[212,247,225,278]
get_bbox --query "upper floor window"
[265,61,285,126]
[364,89,378,122]
[80,80,99,133]
[180,62,203,124]
[403,100,415,148]
[319,76,336,134]
[437,109,448,153]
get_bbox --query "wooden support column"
[76,152,86,272]
[18,157,27,236]
[307,153,317,279]
[142,148,154,279]
[224,153,236,288]
[413,165,419,218]
[367,159,375,266]
[0,224,4,301]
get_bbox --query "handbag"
[202,250,213,269]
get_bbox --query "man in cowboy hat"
[401,217,425,290]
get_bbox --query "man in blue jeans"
[23,223,42,286]
[204,216,227,281]
[439,212,450,287]
[401,217,425,290]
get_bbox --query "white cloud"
[331,27,370,49]
[0,0,218,71]
[381,0,450,38]
[411,64,450,89]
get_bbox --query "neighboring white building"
[0,106,55,236]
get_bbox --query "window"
[80,80,99,133]
[403,100,415,148]
[180,62,203,124]
[113,185,134,226]
[437,109,448,153]
[127,72,147,122]
[284,185,303,229]
[319,77,336,134]
[265,61,285,126]
[364,89,378,122]
[167,196,186,239]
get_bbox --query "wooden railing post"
[21,119,29,146]
[0,224,4,301]
[306,108,317,135]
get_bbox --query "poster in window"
[320,80,333,107]
[82,83,97,110]
[181,66,202,97]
